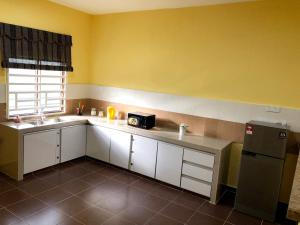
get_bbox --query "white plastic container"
[91,108,96,116]
[179,123,188,139]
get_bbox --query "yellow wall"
[90,0,300,109]
[0,0,92,84]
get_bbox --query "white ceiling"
[49,0,255,15]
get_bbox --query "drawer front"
[181,176,211,197]
[182,163,213,183]
[184,148,215,168]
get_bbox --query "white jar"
[91,108,96,116]
[179,123,188,139]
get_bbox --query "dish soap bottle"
[107,106,116,120]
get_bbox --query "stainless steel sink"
[29,117,63,126]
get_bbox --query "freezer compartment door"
[235,152,284,222]
[244,123,287,159]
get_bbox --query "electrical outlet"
[265,106,281,113]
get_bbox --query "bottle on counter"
[98,110,104,117]
[179,123,188,139]
[91,108,97,116]
[107,106,116,120]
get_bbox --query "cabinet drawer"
[181,176,211,197]
[184,148,214,168]
[182,163,213,183]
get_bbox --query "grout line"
[223,208,234,225]
[143,199,175,225]
[184,200,207,225]
[4,206,29,224]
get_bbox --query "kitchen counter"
[1,115,231,154]
[288,153,300,222]
[0,115,231,204]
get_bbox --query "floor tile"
[115,186,148,206]
[132,178,159,193]
[18,179,55,195]
[76,160,106,171]
[80,172,108,186]
[7,198,47,219]
[74,206,113,225]
[112,171,140,185]
[160,203,194,223]
[24,207,70,225]
[62,166,91,178]
[187,212,224,225]
[11,221,30,225]
[76,185,108,205]
[174,191,206,210]
[198,199,232,220]
[147,214,184,225]
[54,161,77,171]
[35,187,72,205]
[0,180,15,194]
[96,192,131,214]
[227,210,262,225]
[0,208,22,225]
[138,194,169,211]
[40,171,75,186]
[98,167,123,178]
[61,179,91,194]
[0,189,30,207]
[57,217,84,225]
[118,204,155,225]
[96,180,129,197]
[152,184,181,200]
[33,167,57,179]
[10,174,38,187]
[102,215,136,225]
[55,196,91,216]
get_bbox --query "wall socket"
[265,106,281,113]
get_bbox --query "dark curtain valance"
[0,22,73,71]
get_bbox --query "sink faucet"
[38,110,46,122]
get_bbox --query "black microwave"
[127,112,155,129]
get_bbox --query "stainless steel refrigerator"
[235,121,288,222]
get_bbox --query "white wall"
[1,83,300,132]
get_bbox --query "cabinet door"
[130,135,157,178]
[24,129,60,174]
[61,125,86,163]
[156,141,183,187]
[110,129,131,169]
[86,125,110,162]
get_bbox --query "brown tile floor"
[0,158,297,225]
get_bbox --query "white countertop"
[1,115,232,154]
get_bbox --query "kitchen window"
[7,68,66,118]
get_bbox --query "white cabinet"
[156,141,183,186]
[130,135,157,178]
[110,129,132,169]
[24,129,60,174]
[61,125,86,163]
[86,125,110,162]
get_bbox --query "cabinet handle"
[57,145,60,147]
[57,156,60,159]
[130,163,133,165]
[130,151,134,153]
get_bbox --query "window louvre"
[7,68,66,117]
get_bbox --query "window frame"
[6,68,67,119]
